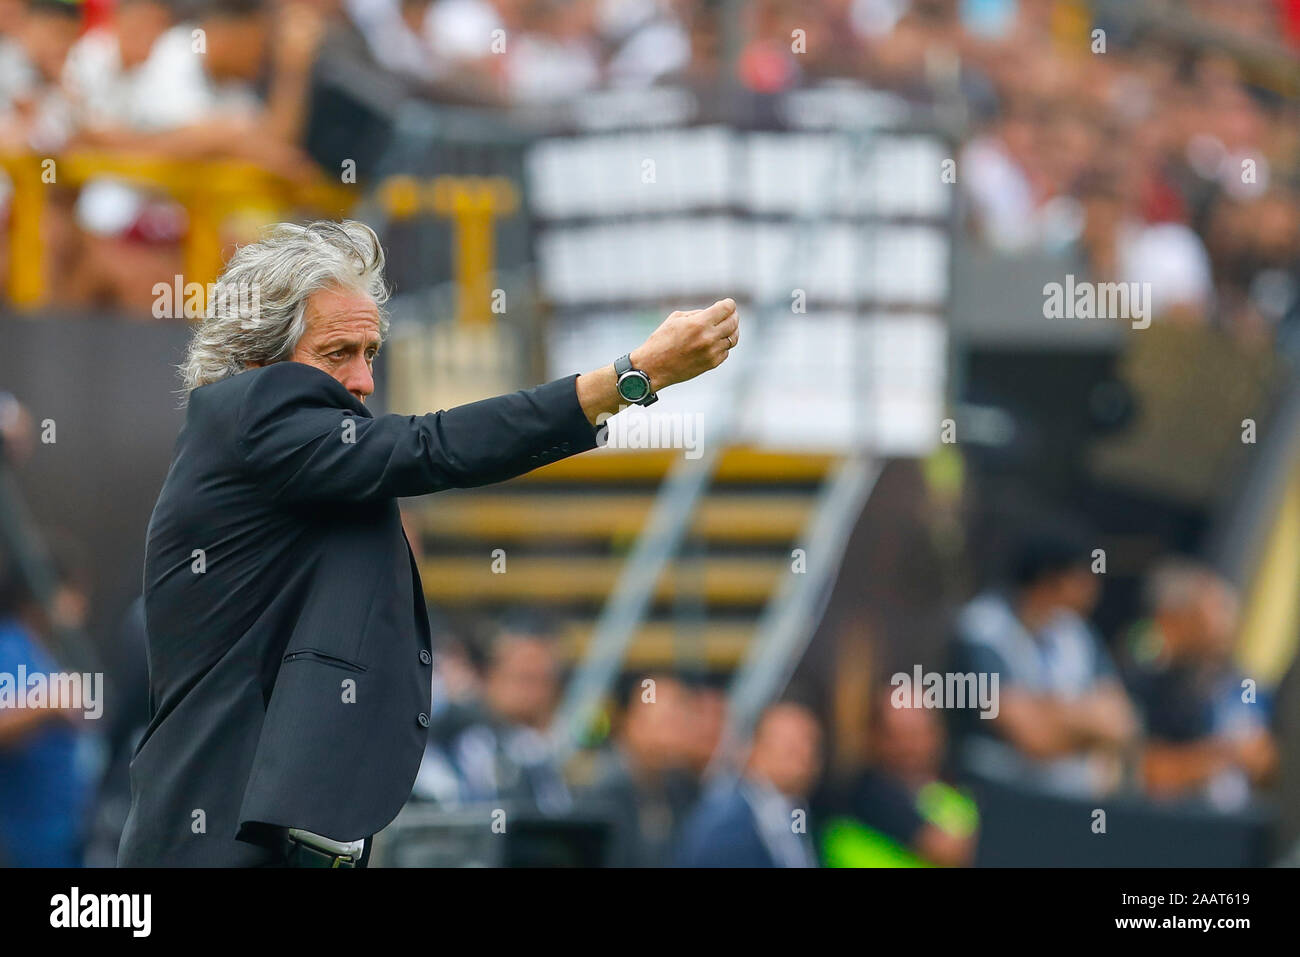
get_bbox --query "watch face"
[619,373,649,401]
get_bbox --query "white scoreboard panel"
[529,121,952,456]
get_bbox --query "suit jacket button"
[419,649,432,665]
[417,712,430,728]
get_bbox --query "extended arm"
[238,299,741,502]
[574,298,738,426]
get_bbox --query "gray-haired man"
[118,221,739,866]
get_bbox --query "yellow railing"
[0,152,356,308]
[1237,457,1300,686]
[375,173,518,327]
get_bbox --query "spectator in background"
[61,0,173,134]
[598,0,690,89]
[431,630,485,709]
[66,0,325,311]
[734,0,805,94]
[575,673,698,867]
[407,619,486,803]
[499,0,600,105]
[959,104,1048,253]
[0,390,33,463]
[0,0,81,151]
[1073,169,1214,324]
[681,680,726,777]
[948,530,1137,797]
[674,701,822,867]
[408,637,479,805]
[82,594,149,867]
[1122,560,1277,810]
[68,0,321,162]
[1205,187,1300,347]
[0,0,83,301]
[332,0,525,106]
[422,0,505,71]
[817,687,977,867]
[0,0,30,108]
[354,0,444,84]
[413,614,572,813]
[0,542,97,866]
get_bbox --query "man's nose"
[343,357,374,401]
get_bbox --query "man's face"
[203,13,269,82]
[117,1,171,68]
[20,10,80,82]
[623,678,691,769]
[1190,580,1238,661]
[1052,567,1100,617]
[874,701,942,780]
[484,636,558,729]
[750,705,822,799]
[290,287,381,403]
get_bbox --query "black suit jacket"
[118,361,600,866]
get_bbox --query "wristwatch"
[614,353,658,406]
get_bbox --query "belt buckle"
[287,828,364,868]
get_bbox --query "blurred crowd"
[0,0,1295,867]
[0,400,102,867]
[0,0,1297,338]
[390,527,1275,868]
[0,390,1283,865]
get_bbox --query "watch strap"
[614,353,658,405]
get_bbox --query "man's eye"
[329,350,348,359]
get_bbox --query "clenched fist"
[574,298,741,426]
[629,298,740,392]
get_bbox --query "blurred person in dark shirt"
[674,701,822,868]
[0,543,97,866]
[817,688,977,867]
[575,673,697,867]
[408,624,483,803]
[413,614,572,813]
[949,529,1137,797]
[431,630,483,708]
[82,595,150,867]
[681,680,726,776]
[1122,559,1276,810]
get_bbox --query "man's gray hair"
[181,220,390,395]
[1144,558,1234,615]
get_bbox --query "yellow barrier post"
[4,151,357,314]
[4,155,48,308]
[429,175,519,327]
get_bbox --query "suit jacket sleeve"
[237,362,602,504]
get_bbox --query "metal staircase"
[407,446,836,672]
